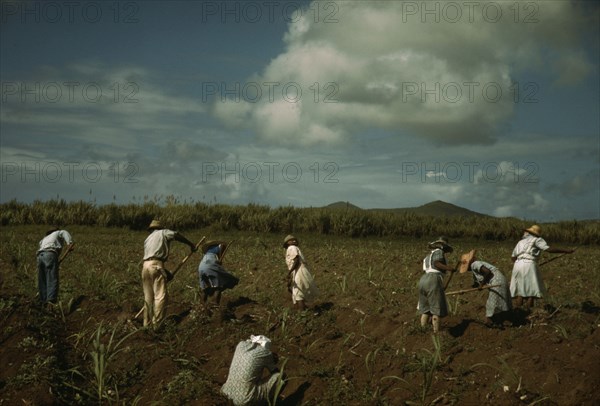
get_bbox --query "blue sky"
[1,0,599,221]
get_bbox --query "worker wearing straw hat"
[283,235,319,311]
[418,236,458,334]
[142,219,197,327]
[510,225,575,310]
[460,250,512,328]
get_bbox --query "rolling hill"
[325,200,491,218]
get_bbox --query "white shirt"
[512,233,550,261]
[37,230,73,254]
[143,229,176,260]
[285,245,307,271]
[423,248,445,274]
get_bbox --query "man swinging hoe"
[141,220,199,327]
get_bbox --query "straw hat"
[283,234,298,247]
[202,240,227,254]
[459,249,476,273]
[428,236,453,253]
[524,225,541,237]
[147,219,163,230]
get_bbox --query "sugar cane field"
[1,217,599,405]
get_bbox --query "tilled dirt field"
[1,227,599,405]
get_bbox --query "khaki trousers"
[142,259,167,326]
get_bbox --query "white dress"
[285,245,319,304]
[510,233,550,298]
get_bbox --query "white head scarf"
[250,335,271,351]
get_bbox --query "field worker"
[142,219,196,327]
[36,228,74,306]
[283,235,319,311]
[198,240,239,314]
[221,335,284,406]
[461,250,512,327]
[510,225,575,310]
[418,236,457,334]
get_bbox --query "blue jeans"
[37,251,59,303]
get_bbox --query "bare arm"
[479,265,493,285]
[174,233,197,252]
[546,247,575,254]
[287,256,300,276]
[434,260,457,273]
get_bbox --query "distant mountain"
[380,200,491,218]
[325,200,490,218]
[325,201,363,211]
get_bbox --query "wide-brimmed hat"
[282,234,298,247]
[147,219,163,230]
[202,240,227,254]
[524,225,541,237]
[459,249,476,273]
[428,236,453,252]
[45,227,59,236]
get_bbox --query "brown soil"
[1,233,599,405]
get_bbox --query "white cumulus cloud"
[213,1,595,146]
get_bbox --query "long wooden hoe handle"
[171,236,206,278]
[59,243,75,265]
[134,307,144,319]
[134,236,206,320]
[444,261,460,290]
[539,247,578,267]
[446,284,501,296]
[443,271,455,290]
[219,240,234,263]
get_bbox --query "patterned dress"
[285,245,319,304]
[510,233,550,298]
[470,261,512,318]
[221,340,281,405]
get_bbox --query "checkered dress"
[471,261,512,317]
[221,340,280,405]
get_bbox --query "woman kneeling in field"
[418,237,457,334]
[283,235,319,311]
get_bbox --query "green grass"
[2,198,598,243]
